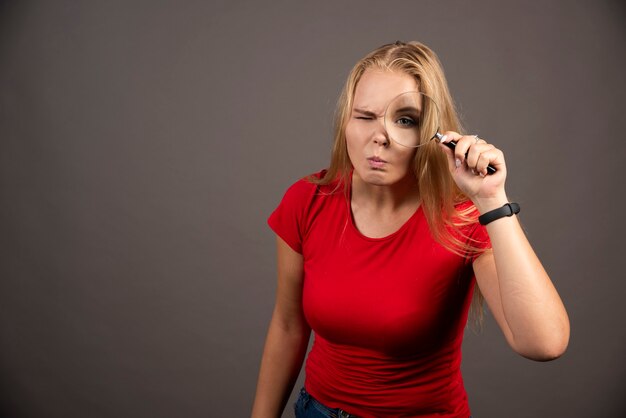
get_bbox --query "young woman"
[251,41,569,418]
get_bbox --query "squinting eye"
[355,116,373,121]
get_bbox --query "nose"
[373,136,389,147]
[372,121,390,147]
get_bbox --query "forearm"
[475,196,570,360]
[251,314,311,418]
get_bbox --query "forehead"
[353,69,419,110]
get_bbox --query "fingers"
[474,148,504,176]
[439,131,503,176]
[467,142,495,176]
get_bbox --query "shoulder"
[451,199,481,226]
[453,199,491,250]
[281,169,342,203]
[453,199,479,215]
[268,169,341,253]
[271,169,339,219]
[280,170,322,203]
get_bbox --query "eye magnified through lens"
[383,91,440,148]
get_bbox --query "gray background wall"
[1,1,624,417]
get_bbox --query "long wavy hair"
[310,41,487,324]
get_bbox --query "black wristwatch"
[478,202,520,225]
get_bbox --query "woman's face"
[345,69,419,187]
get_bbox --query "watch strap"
[478,202,520,225]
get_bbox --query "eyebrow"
[353,106,422,117]
[353,108,382,117]
[392,106,422,115]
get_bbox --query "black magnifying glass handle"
[434,133,497,175]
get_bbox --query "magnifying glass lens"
[384,92,440,148]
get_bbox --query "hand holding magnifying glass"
[384,92,497,175]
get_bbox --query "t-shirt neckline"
[346,171,423,242]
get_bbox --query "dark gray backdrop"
[1,1,624,417]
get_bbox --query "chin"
[358,169,396,186]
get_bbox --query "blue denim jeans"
[293,387,472,418]
[294,388,358,418]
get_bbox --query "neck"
[351,171,420,212]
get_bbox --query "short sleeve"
[467,222,492,262]
[267,178,315,254]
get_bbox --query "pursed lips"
[367,156,388,168]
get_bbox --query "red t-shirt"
[268,171,490,418]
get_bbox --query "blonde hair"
[310,41,487,325]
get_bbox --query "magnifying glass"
[384,91,496,175]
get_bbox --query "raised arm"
[251,237,311,417]
[440,132,570,361]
